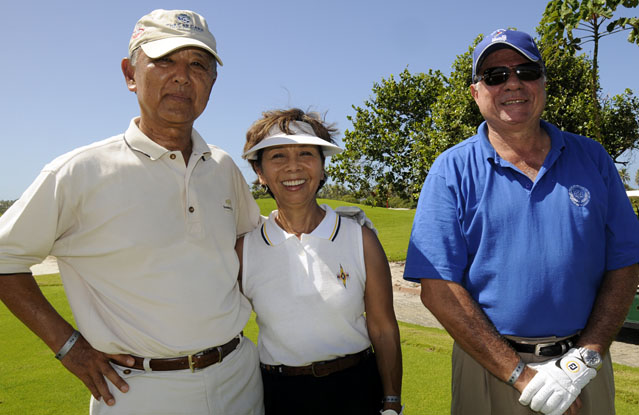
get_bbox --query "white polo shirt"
[0,118,260,357]
[241,206,371,366]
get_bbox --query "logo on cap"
[131,27,145,39]
[176,14,191,25]
[491,29,507,43]
[169,13,203,33]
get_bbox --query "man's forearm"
[420,279,535,390]
[577,264,639,355]
[0,273,75,353]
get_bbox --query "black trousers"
[261,353,383,415]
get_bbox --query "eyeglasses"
[474,63,544,86]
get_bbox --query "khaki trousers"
[451,341,615,415]
[89,337,264,415]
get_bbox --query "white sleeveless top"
[241,205,371,366]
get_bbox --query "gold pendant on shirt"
[337,264,349,288]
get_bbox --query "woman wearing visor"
[235,108,403,414]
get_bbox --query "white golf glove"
[519,348,597,415]
[334,206,378,235]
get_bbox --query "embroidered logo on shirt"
[568,185,590,207]
[223,199,233,211]
[337,264,349,288]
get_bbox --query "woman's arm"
[362,226,403,413]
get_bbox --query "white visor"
[242,121,342,160]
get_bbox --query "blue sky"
[2,0,638,199]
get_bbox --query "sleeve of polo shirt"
[404,169,468,283]
[601,151,639,269]
[0,171,67,274]
[231,164,261,237]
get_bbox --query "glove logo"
[566,360,581,372]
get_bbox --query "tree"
[327,68,446,206]
[619,167,631,185]
[0,200,15,216]
[599,88,639,162]
[537,33,639,162]
[317,183,359,204]
[250,183,270,199]
[635,168,639,188]
[540,0,639,141]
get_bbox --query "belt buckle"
[311,362,330,378]
[534,342,557,356]
[216,346,223,363]
[188,354,196,372]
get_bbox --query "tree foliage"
[619,167,631,185]
[539,0,639,163]
[0,200,15,216]
[540,0,639,140]
[327,68,446,206]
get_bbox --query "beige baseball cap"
[128,9,223,66]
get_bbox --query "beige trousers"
[89,337,264,415]
[451,341,615,415]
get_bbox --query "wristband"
[55,330,81,360]
[507,359,526,385]
[382,395,401,403]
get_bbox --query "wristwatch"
[578,347,602,370]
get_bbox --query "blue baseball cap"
[472,29,543,81]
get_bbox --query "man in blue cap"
[404,29,639,415]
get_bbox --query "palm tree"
[619,167,630,187]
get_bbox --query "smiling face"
[470,48,546,132]
[122,47,217,132]
[255,145,325,210]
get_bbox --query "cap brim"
[243,134,343,160]
[141,38,223,66]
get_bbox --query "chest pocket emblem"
[568,185,591,207]
[337,264,349,288]
[223,199,233,211]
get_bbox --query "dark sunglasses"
[474,63,544,86]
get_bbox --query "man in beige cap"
[0,9,264,414]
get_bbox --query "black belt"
[507,335,578,357]
[260,347,373,377]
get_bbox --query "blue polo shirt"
[404,120,639,337]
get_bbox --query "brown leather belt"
[507,335,578,357]
[260,347,373,377]
[120,336,240,372]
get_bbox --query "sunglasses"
[474,63,544,86]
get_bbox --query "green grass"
[0,277,87,414]
[2,274,638,414]
[256,198,415,261]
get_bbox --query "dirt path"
[31,257,638,367]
